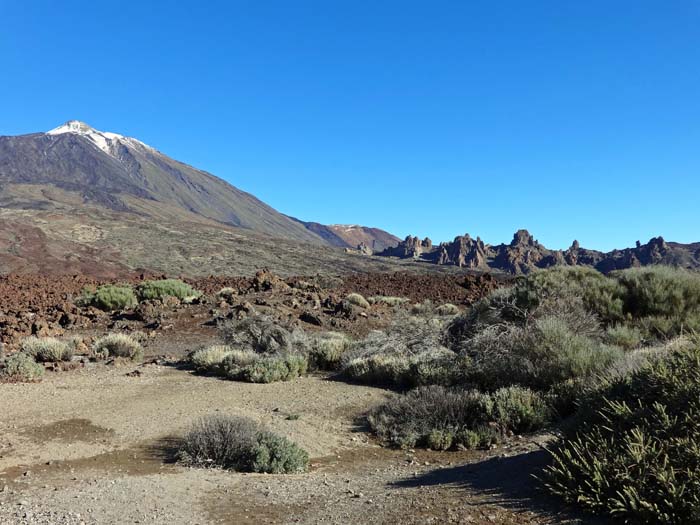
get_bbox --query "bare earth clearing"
[0,363,599,524]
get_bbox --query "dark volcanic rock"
[375,228,698,275]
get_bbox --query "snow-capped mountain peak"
[46,120,153,156]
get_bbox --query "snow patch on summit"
[47,120,155,157]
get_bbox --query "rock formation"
[376,230,693,275]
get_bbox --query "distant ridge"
[377,230,700,274]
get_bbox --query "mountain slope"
[0,121,325,244]
[289,219,400,251]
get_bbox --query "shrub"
[92,333,143,361]
[219,315,310,355]
[515,266,625,323]
[177,415,308,474]
[605,324,643,350]
[491,386,550,434]
[345,293,370,309]
[81,284,137,311]
[21,337,73,362]
[614,266,700,338]
[454,429,481,449]
[223,352,308,383]
[136,279,200,302]
[221,349,261,378]
[457,315,622,391]
[543,342,700,524]
[189,345,233,373]
[177,415,260,470]
[340,310,463,388]
[1,353,44,382]
[368,385,548,449]
[244,354,308,383]
[344,353,411,386]
[436,303,460,316]
[368,296,409,306]
[251,431,309,474]
[426,429,454,451]
[308,332,350,370]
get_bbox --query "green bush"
[223,351,308,383]
[614,266,700,338]
[189,345,232,373]
[605,324,643,350]
[345,293,370,309]
[514,266,625,324]
[308,332,350,370]
[92,333,143,361]
[136,279,200,302]
[251,431,309,474]
[368,385,548,449]
[81,284,137,311]
[491,386,550,434]
[543,342,700,524]
[454,429,481,449]
[1,353,44,382]
[21,337,73,362]
[177,415,308,474]
[456,314,622,391]
[426,429,454,451]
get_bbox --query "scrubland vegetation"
[177,415,309,474]
[188,315,351,383]
[344,265,700,523]
[79,279,201,311]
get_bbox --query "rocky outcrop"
[380,236,433,259]
[357,242,373,256]
[436,234,490,269]
[375,230,696,274]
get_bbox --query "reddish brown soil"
[0,270,503,347]
[338,271,504,304]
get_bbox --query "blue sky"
[1,1,698,251]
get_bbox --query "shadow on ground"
[392,449,608,524]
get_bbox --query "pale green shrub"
[92,333,143,361]
[308,332,350,370]
[251,431,309,474]
[189,345,233,373]
[80,284,137,311]
[223,352,308,383]
[605,324,643,350]
[1,353,44,382]
[21,337,73,362]
[345,293,370,309]
[136,279,200,301]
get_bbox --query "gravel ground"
[0,364,603,524]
